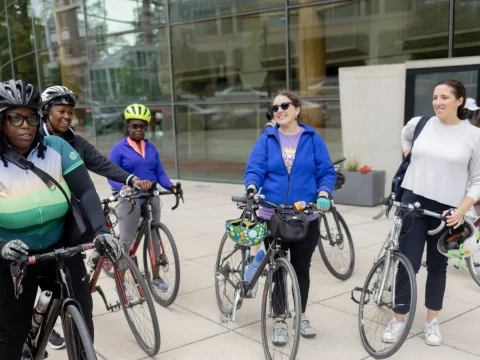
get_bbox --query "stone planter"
[334,170,386,207]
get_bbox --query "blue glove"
[316,196,331,211]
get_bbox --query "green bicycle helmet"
[225,217,267,247]
[124,103,151,122]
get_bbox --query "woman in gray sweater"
[383,80,480,347]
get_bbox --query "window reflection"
[89,28,170,104]
[8,0,35,58]
[454,0,480,56]
[0,11,10,67]
[171,12,286,102]
[13,54,39,88]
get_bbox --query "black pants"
[265,218,319,315]
[0,240,93,359]
[396,189,450,314]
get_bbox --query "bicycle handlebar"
[373,197,447,235]
[116,181,184,211]
[332,157,346,166]
[10,243,97,299]
[232,195,319,215]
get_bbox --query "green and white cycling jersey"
[0,136,84,249]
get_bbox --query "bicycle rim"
[466,255,480,287]
[318,211,355,280]
[214,232,244,315]
[116,255,161,356]
[62,305,97,360]
[358,253,416,359]
[143,223,181,307]
[261,257,302,360]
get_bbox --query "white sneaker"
[424,318,442,346]
[113,285,133,300]
[382,318,405,343]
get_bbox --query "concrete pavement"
[47,174,480,359]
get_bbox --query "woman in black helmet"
[0,80,122,358]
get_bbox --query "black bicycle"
[317,157,355,280]
[215,194,319,360]
[15,242,103,360]
[103,182,183,307]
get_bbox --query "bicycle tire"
[62,304,97,360]
[466,255,480,287]
[318,210,355,280]
[116,255,161,356]
[358,252,416,359]
[261,257,302,360]
[214,232,244,315]
[143,223,181,307]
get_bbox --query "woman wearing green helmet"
[108,103,177,293]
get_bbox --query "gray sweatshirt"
[401,116,480,207]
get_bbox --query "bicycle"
[350,196,446,359]
[317,157,355,280]
[14,242,100,360]
[215,194,318,360]
[86,235,161,355]
[103,181,182,307]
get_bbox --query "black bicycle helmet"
[0,79,42,113]
[335,171,346,190]
[41,85,77,114]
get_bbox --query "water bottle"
[245,250,265,284]
[31,291,52,344]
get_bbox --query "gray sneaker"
[152,277,169,291]
[272,321,288,347]
[299,316,316,338]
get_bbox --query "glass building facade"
[1,0,479,182]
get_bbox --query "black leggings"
[265,218,319,315]
[0,240,93,359]
[396,189,450,314]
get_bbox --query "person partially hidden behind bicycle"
[245,89,336,345]
[384,79,480,346]
[40,84,151,349]
[108,103,178,293]
[0,80,122,359]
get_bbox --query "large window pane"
[454,0,480,57]
[169,0,283,22]
[89,28,170,105]
[171,12,285,102]
[13,54,39,88]
[85,0,165,37]
[7,0,35,58]
[38,43,90,104]
[88,105,176,175]
[1,65,13,81]
[289,0,449,99]
[32,0,86,50]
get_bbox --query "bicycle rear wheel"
[318,210,355,280]
[115,255,161,356]
[214,232,245,315]
[143,223,181,307]
[358,252,416,359]
[466,255,480,287]
[261,257,302,360]
[62,304,97,360]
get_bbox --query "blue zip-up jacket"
[245,124,336,206]
[108,137,172,192]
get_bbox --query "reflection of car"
[86,102,124,134]
[213,86,269,101]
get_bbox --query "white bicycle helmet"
[437,219,479,259]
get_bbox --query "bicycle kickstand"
[96,285,121,312]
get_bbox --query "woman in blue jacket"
[245,90,336,346]
[108,103,176,292]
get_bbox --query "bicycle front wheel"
[358,252,416,359]
[143,223,181,307]
[318,210,355,280]
[466,255,480,287]
[115,255,161,356]
[261,257,302,360]
[62,304,97,360]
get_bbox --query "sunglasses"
[270,102,295,113]
[128,124,147,130]
[5,113,41,127]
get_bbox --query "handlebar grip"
[232,196,247,203]
[428,220,446,236]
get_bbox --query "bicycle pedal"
[219,313,233,324]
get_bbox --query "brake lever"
[127,199,136,214]
[10,256,28,299]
